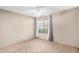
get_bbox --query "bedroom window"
[37,19,48,33]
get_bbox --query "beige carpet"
[0,38,79,53]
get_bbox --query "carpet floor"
[0,38,79,53]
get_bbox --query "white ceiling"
[0,6,77,17]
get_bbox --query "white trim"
[48,16,50,40]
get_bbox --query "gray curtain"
[34,18,37,38]
[49,16,53,41]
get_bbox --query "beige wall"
[53,8,79,48]
[0,9,34,48]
